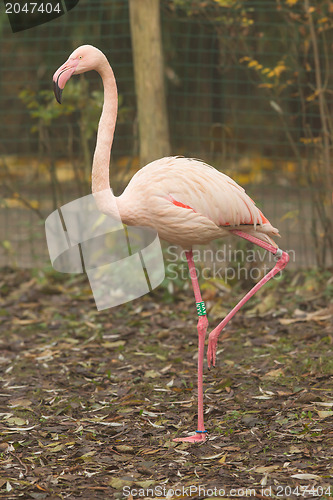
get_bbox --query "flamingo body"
[117,156,279,249]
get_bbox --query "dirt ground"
[0,267,332,499]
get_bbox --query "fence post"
[129,0,170,167]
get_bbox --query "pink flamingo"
[53,45,289,443]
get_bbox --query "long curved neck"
[91,60,118,193]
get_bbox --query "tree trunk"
[129,0,170,167]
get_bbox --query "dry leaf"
[291,473,321,480]
[103,340,126,348]
[260,473,268,486]
[116,445,133,452]
[6,417,26,426]
[109,477,130,489]
[289,445,303,454]
[6,425,37,432]
[147,419,164,429]
[263,368,284,378]
[135,480,156,488]
[279,306,332,325]
[199,452,226,460]
[8,398,32,408]
[218,454,227,464]
[317,410,333,419]
[144,370,160,379]
[255,465,280,473]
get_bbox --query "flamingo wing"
[119,156,279,246]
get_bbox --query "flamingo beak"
[53,58,79,104]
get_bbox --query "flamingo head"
[53,45,106,104]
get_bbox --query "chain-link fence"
[0,0,332,268]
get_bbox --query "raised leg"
[173,250,209,443]
[207,231,289,368]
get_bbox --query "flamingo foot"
[173,431,207,443]
[207,332,218,369]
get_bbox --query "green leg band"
[196,301,207,316]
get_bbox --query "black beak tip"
[53,80,63,104]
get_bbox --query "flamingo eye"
[79,56,82,59]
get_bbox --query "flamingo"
[53,45,289,443]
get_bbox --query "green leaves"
[19,80,103,130]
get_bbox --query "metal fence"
[0,0,332,268]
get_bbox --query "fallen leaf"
[291,473,321,480]
[289,445,303,454]
[36,484,47,491]
[141,410,160,417]
[144,370,160,379]
[135,480,156,487]
[9,398,32,408]
[12,318,40,325]
[255,465,280,473]
[109,477,132,489]
[260,473,269,487]
[115,445,134,452]
[48,444,65,453]
[147,419,164,428]
[317,410,333,419]
[246,293,276,316]
[79,450,97,459]
[6,417,26,426]
[6,425,37,432]
[279,306,332,325]
[263,368,284,378]
[103,340,126,348]
[0,443,12,452]
[199,452,226,460]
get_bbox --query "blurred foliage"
[19,78,103,145]
[19,79,130,163]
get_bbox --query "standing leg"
[173,250,209,443]
[207,231,289,368]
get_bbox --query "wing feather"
[120,156,279,241]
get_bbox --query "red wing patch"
[170,195,196,212]
[169,194,270,225]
